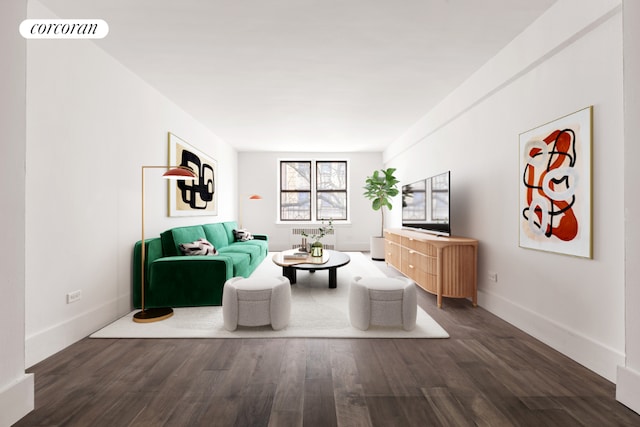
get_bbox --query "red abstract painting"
[519,107,592,258]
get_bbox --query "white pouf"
[348,276,417,331]
[222,276,291,331]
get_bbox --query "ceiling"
[38,0,557,152]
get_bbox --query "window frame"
[315,160,348,221]
[278,159,350,223]
[279,160,312,222]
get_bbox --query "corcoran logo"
[20,19,109,39]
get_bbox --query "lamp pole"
[239,194,262,229]
[133,165,196,323]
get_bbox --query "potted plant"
[301,219,333,257]
[363,167,399,260]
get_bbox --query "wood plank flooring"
[15,261,640,426]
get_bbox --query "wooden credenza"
[384,228,478,308]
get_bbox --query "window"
[316,161,347,220]
[280,161,311,221]
[280,160,348,222]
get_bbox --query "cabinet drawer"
[408,252,436,292]
[402,236,437,256]
[403,257,421,282]
[405,247,437,275]
[403,261,415,280]
[385,231,401,243]
[385,240,401,269]
[406,249,426,270]
[401,248,422,274]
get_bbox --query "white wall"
[238,151,382,251]
[384,0,624,382]
[616,0,640,413]
[0,2,35,425]
[24,0,238,367]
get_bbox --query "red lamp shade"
[163,166,197,180]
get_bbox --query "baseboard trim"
[478,290,624,382]
[25,295,130,367]
[0,373,34,426]
[617,366,640,414]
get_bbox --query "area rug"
[91,252,449,339]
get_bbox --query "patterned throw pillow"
[179,238,218,256]
[233,228,254,242]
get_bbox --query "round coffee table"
[272,250,351,288]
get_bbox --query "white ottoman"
[348,276,417,331]
[222,276,291,331]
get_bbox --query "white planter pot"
[370,236,386,261]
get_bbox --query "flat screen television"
[401,171,450,236]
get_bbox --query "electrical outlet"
[488,271,498,282]
[67,290,82,304]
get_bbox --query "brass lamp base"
[133,307,174,323]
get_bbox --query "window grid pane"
[317,191,347,220]
[281,192,311,221]
[316,161,347,190]
[281,161,311,191]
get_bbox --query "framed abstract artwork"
[519,106,593,258]
[168,132,217,217]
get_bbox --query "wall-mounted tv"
[402,171,450,236]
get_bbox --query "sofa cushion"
[161,225,206,256]
[202,223,231,249]
[217,252,251,277]
[222,221,240,243]
[218,244,261,263]
[233,239,269,257]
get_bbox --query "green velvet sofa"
[133,221,268,308]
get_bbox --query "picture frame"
[168,132,217,217]
[518,106,593,258]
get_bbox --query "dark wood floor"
[16,262,640,426]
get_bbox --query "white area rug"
[91,252,449,339]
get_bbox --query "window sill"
[276,221,351,226]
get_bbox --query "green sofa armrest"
[140,255,234,308]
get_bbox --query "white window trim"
[277,158,351,224]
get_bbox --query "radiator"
[290,227,335,250]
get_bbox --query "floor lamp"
[133,165,197,323]
[239,194,262,229]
